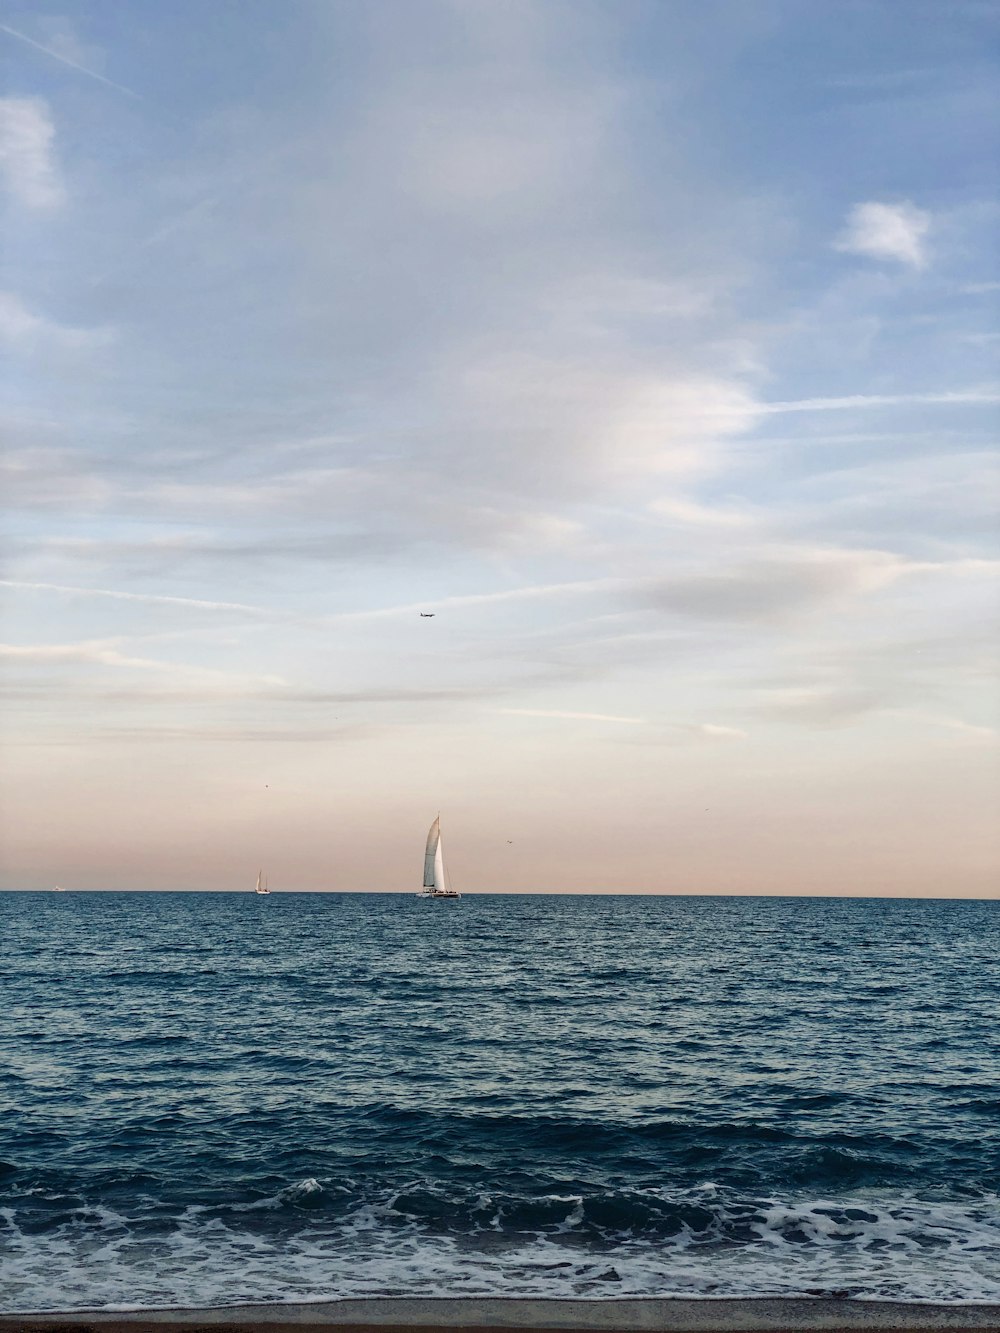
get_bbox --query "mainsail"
[424,817,443,890]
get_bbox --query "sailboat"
[254,870,271,896]
[418,816,460,898]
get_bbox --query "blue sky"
[1,0,998,893]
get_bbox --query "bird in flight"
[420,612,435,617]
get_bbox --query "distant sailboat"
[255,870,271,896]
[418,816,460,898]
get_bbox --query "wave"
[2,1184,1000,1312]
[6,1101,989,1209]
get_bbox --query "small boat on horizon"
[254,870,271,896]
[418,816,460,899]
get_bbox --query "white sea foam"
[2,1191,1000,1313]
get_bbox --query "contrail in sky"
[87,143,301,289]
[757,389,1000,414]
[0,22,142,98]
[329,579,625,621]
[0,579,269,616]
[1,577,622,623]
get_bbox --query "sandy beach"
[4,1298,1000,1333]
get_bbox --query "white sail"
[420,816,459,897]
[256,870,262,892]
[434,829,446,892]
[423,818,440,888]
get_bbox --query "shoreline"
[4,1298,1000,1332]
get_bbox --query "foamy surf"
[2,1187,1000,1312]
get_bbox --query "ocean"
[1,890,998,1312]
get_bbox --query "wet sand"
[4,1298,1000,1333]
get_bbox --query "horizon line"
[2,887,995,901]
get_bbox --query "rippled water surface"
[1,891,998,1311]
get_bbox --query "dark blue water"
[2,892,998,1311]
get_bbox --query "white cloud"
[0,640,174,669]
[834,200,930,268]
[0,292,111,348]
[890,710,999,744]
[0,96,63,208]
[499,708,645,724]
[641,546,910,624]
[774,452,1000,545]
[0,292,51,341]
[603,374,759,475]
[698,723,748,740]
[649,496,756,528]
[629,720,751,746]
[447,355,760,488]
[358,6,616,223]
[751,684,888,725]
[0,639,286,689]
[541,274,718,327]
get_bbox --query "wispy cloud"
[890,710,999,744]
[500,708,646,724]
[18,722,384,746]
[649,496,756,528]
[625,719,750,746]
[641,547,911,624]
[0,292,112,348]
[834,200,931,268]
[0,639,286,688]
[698,723,748,739]
[751,684,889,726]
[0,96,63,208]
[0,579,273,618]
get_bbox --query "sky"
[1,0,998,895]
